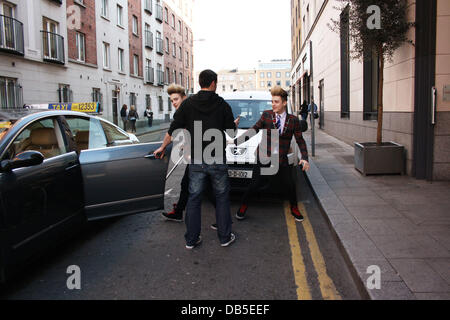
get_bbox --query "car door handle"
[145,154,157,160]
[65,164,80,171]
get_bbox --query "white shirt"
[276,111,287,133]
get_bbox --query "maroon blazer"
[236,110,309,166]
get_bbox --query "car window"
[2,117,66,161]
[99,120,131,144]
[65,116,108,152]
[226,100,272,129]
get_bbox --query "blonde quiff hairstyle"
[270,86,289,102]
[167,84,186,97]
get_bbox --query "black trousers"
[176,165,216,214]
[241,164,298,207]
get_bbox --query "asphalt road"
[0,131,362,300]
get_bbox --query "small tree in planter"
[330,0,414,174]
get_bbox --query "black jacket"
[168,90,237,164]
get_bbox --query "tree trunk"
[377,46,384,146]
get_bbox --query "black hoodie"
[168,90,237,164]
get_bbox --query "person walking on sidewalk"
[154,70,238,249]
[120,104,128,131]
[300,100,309,121]
[144,106,154,127]
[234,86,310,222]
[128,105,139,133]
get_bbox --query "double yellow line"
[284,202,341,300]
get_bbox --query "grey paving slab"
[346,205,404,220]
[370,235,450,259]
[389,259,450,293]
[366,281,416,300]
[429,232,450,251]
[339,234,386,261]
[333,187,376,197]
[352,259,402,282]
[427,259,450,285]
[356,218,428,236]
[338,195,390,207]
[415,293,450,300]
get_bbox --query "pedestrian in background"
[120,104,128,131]
[144,106,154,127]
[300,100,308,121]
[308,98,319,121]
[154,70,239,249]
[128,105,139,133]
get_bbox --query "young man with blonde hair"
[234,86,310,222]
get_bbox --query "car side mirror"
[299,119,308,132]
[0,151,44,172]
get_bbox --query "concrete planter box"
[354,142,405,175]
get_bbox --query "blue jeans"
[185,164,232,245]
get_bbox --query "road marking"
[283,202,312,300]
[298,202,342,300]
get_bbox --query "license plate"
[228,170,253,179]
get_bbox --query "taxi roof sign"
[25,102,100,114]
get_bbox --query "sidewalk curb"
[303,154,416,300]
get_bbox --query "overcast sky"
[192,0,291,73]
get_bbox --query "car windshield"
[226,100,272,129]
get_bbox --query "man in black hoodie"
[154,70,238,249]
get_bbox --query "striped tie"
[276,115,281,134]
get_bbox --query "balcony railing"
[145,30,153,49]
[155,4,163,22]
[144,0,153,14]
[0,15,24,56]
[146,67,155,84]
[156,37,163,55]
[156,70,164,86]
[41,31,65,64]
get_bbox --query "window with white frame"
[133,54,139,76]
[103,42,110,69]
[0,77,22,109]
[276,72,281,78]
[101,0,109,18]
[117,4,123,26]
[132,15,138,35]
[118,48,124,72]
[260,72,264,78]
[172,42,176,57]
[75,32,85,62]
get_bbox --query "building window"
[260,81,265,87]
[164,7,168,22]
[180,72,183,86]
[286,80,291,86]
[276,72,281,78]
[172,42,176,57]
[363,48,380,121]
[165,37,170,53]
[260,72,264,78]
[276,81,281,86]
[132,15,138,36]
[117,4,123,26]
[222,85,226,92]
[173,70,177,84]
[118,48,124,72]
[92,88,103,112]
[0,77,22,109]
[286,72,290,77]
[340,5,350,118]
[58,84,72,103]
[267,81,272,87]
[171,14,175,28]
[101,0,109,18]
[158,95,163,112]
[178,46,182,61]
[75,32,85,62]
[133,54,139,76]
[185,51,189,67]
[103,42,110,69]
[267,72,272,78]
[144,0,152,13]
[178,20,181,33]
[165,67,170,83]
[146,94,152,108]
[168,97,172,111]
[129,92,136,106]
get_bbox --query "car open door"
[79,143,171,221]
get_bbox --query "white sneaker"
[186,236,202,250]
[221,233,236,247]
